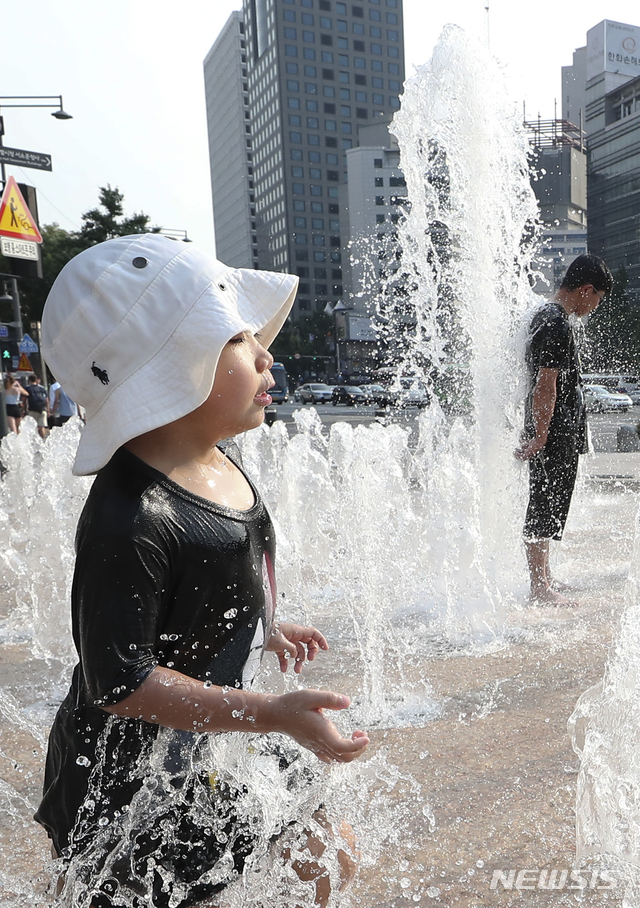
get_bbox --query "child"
[36,234,369,907]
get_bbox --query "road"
[267,401,640,453]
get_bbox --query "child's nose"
[257,347,274,371]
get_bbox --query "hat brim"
[72,270,297,475]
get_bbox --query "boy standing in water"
[36,234,369,907]
[516,254,613,605]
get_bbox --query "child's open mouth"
[254,390,273,406]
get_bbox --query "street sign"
[0,146,52,172]
[1,236,39,260]
[0,326,7,338]
[16,352,33,372]
[18,333,38,354]
[0,176,43,243]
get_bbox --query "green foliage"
[584,266,640,372]
[0,186,153,324]
[269,308,335,358]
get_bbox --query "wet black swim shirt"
[35,444,277,856]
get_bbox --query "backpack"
[27,384,47,413]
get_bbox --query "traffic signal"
[0,323,20,370]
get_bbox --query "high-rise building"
[204,12,257,269]
[204,0,405,318]
[561,19,640,297]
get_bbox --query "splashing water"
[0,26,549,908]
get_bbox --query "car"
[293,383,334,405]
[396,378,430,409]
[583,384,633,413]
[359,384,395,407]
[331,385,366,406]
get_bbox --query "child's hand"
[266,622,329,673]
[267,689,369,763]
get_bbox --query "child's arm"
[265,622,328,674]
[104,667,369,764]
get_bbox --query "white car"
[293,383,334,404]
[584,384,632,413]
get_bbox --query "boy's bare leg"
[525,538,573,605]
[283,811,357,908]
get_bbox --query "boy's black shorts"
[523,445,579,541]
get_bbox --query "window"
[299,283,310,294]
[330,251,342,262]
[305,82,318,93]
[386,12,398,23]
[388,62,399,74]
[311,201,323,212]
[353,39,365,51]
[340,88,350,99]
[326,152,338,163]
[304,48,316,59]
[285,44,298,56]
[314,251,327,261]
[389,96,400,108]
[352,5,363,16]
[314,267,327,278]
[322,68,335,79]
[389,78,400,90]
[289,96,301,108]
[293,183,305,194]
[370,25,381,37]
[375,176,383,186]
[328,187,339,197]
[356,90,366,101]
[387,28,398,40]
[294,200,306,210]
[321,51,334,62]
[325,119,337,130]
[353,22,364,34]
[323,85,336,96]
[330,236,341,247]
[308,134,320,145]
[309,167,322,178]
[284,27,296,38]
[336,1,346,11]
[298,298,310,309]
[303,30,315,41]
[291,148,303,160]
[295,233,308,244]
[319,0,331,8]
[371,43,382,54]
[376,213,385,223]
[339,71,350,83]
[376,196,385,205]
[341,138,352,149]
[324,102,336,112]
[355,57,366,68]
[315,284,328,294]
[321,34,333,45]
[302,12,314,23]
[313,234,325,246]
[310,184,323,195]
[306,99,319,111]
[337,18,347,31]
[372,92,383,104]
[338,54,349,65]
[389,176,406,186]
[329,203,339,213]
[355,74,366,85]
[327,170,339,180]
[320,16,332,27]
[295,250,309,261]
[287,80,300,91]
[337,36,348,48]
[374,158,383,168]
[289,115,301,125]
[292,166,304,177]
[356,107,367,118]
[388,45,399,58]
[372,76,383,87]
[340,104,351,115]
[307,116,319,128]
[283,9,295,20]
[370,8,381,20]
[326,136,338,147]
[297,267,309,277]
[295,216,307,227]
[290,131,302,142]
[305,65,317,76]
[332,268,342,279]
[309,150,321,161]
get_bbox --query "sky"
[1,0,639,254]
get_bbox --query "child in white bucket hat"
[35,234,369,908]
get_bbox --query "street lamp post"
[0,95,72,186]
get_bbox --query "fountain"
[1,23,632,908]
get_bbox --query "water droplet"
[203,680,213,689]
[400,878,411,889]
[167,661,175,667]
[129,643,137,651]
[76,755,91,767]
[224,608,238,619]
[226,623,234,629]
[426,887,441,898]
[476,860,484,868]
[98,816,110,827]
[168,634,179,641]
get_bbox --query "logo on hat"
[91,362,110,385]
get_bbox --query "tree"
[584,266,640,373]
[0,186,153,325]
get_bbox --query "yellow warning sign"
[0,176,43,243]
[16,352,33,372]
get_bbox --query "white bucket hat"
[41,234,298,475]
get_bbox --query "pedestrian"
[515,254,613,605]
[48,379,78,428]
[4,372,28,434]
[26,373,49,439]
[36,234,369,908]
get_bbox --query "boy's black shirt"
[524,301,587,455]
[27,383,47,412]
[35,444,277,855]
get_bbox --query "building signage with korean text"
[587,20,640,81]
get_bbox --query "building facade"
[204,12,257,269]
[204,0,405,318]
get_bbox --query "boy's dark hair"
[28,374,39,383]
[560,254,613,295]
